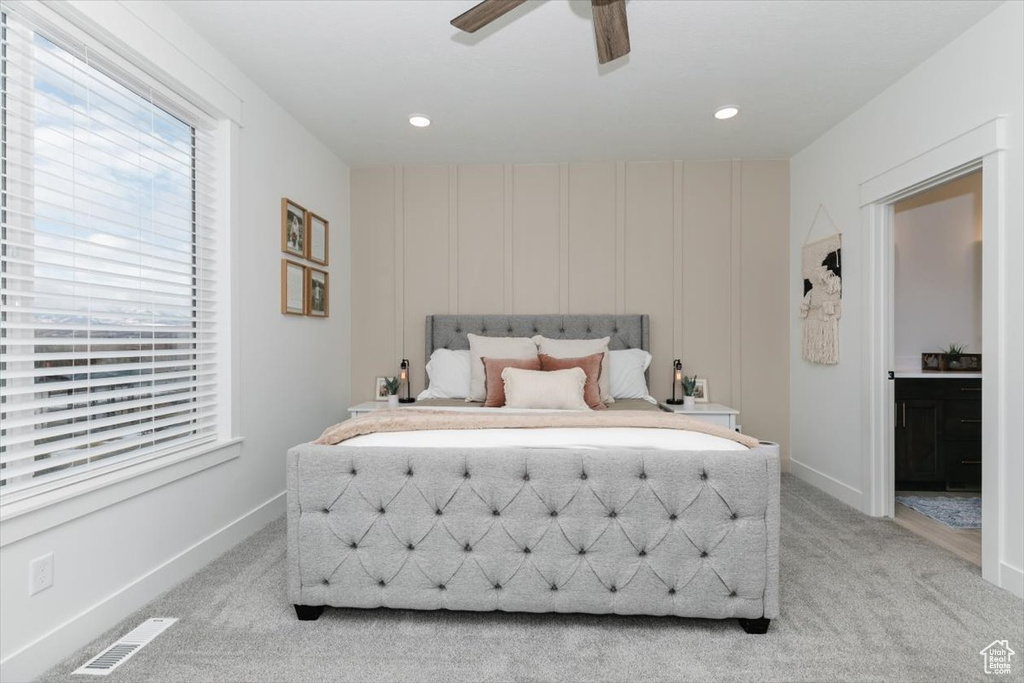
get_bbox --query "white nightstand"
[659,402,740,431]
[348,401,408,418]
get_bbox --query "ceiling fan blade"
[451,0,528,33]
[591,0,630,64]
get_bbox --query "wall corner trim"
[789,458,865,511]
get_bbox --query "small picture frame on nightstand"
[693,378,709,403]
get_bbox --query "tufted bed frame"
[287,315,780,633]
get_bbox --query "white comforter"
[340,426,746,451]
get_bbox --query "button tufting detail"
[669,514,677,521]
[668,588,676,595]
[638,550,647,557]
[550,584,558,591]
[523,547,531,554]
[550,510,558,517]
[700,551,708,558]
[608,511,617,518]
[407,544,415,550]
[699,471,707,480]
[494,583,502,590]
[578,548,586,555]
[507,327,513,333]
[322,579,330,585]
[463,471,471,479]
[438,584,446,590]
[378,507,386,514]
[436,509,443,516]
[730,512,737,520]
[492,509,500,516]
[350,468,357,476]
[610,586,617,593]
[522,474,530,482]
[323,508,330,513]
[729,590,737,597]
[464,543,472,552]
[639,472,647,480]
[406,469,413,476]
[580,472,588,480]
[378,580,386,587]
[350,542,358,549]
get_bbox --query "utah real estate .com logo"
[980,640,1015,675]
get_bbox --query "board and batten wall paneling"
[350,167,395,407]
[568,162,618,314]
[624,162,675,401]
[739,160,791,461]
[458,166,505,315]
[402,166,450,396]
[512,164,561,314]
[349,160,790,466]
[681,161,734,407]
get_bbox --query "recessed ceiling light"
[408,115,431,128]
[714,106,740,120]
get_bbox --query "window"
[1,10,219,499]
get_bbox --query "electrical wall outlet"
[29,552,54,596]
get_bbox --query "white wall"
[0,2,351,680]
[790,1,1022,594]
[893,172,983,371]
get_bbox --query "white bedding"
[340,426,747,451]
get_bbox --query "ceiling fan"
[451,0,630,65]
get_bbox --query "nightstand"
[659,402,740,431]
[348,401,406,418]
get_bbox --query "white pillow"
[417,349,471,400]
[467,334,538,402]
[502,367,590,411]
[532,335,612,404]
[608,348,655,402]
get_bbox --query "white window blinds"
[1,9,220,497]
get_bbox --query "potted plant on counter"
[384,376,401,408]
[682,375,698,409]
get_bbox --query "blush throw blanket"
[314,409,760,448]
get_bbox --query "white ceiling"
[170,0,1000,166]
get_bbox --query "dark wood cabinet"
[895,400,941,482]
[895,378,981,490]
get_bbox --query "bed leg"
[738,617,770,634]
[294,605,324,621]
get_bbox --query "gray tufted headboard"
[424,314,649,387]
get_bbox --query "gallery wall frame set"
[280,197,330,316]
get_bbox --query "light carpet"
[39,475,1023,682]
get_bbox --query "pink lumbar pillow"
[482,356,541,407]
[539,352,606,410]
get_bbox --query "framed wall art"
[281,259,306,315]
[307,212,329,265]
[306,267,329,318]
[281,198,307,258]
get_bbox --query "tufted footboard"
[286,443,780,630]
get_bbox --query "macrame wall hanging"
[800,204,843,365]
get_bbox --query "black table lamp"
[666,359,684,405]
[399,358,416,403]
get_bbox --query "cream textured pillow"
[532,335,612,404]
[467,334,538,402]
[501,367,590,411]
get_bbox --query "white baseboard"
[0,492,285,683]
[789,458,864,510]
[1000,561,1024,599]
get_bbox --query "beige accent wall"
[351,161,790,465]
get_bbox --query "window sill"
[0,437,244,547]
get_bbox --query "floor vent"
[73,618,177,676]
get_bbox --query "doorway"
[860,116,1008,591]
[891,171,982,565]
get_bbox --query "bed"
[287,315,780,633]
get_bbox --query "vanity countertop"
[894,372,982,379]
